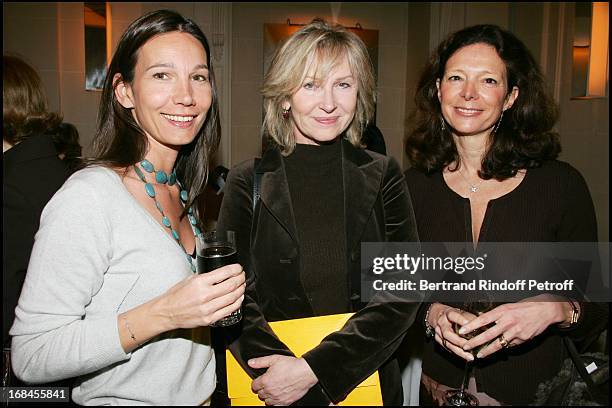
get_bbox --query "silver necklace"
[458,169,485,193]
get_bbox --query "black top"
[405,160,608,405]
[284,141,348,314]
[3,133,68,347]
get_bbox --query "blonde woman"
[218,19,419,406]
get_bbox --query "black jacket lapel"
[342,140,385,255]
[256,140,385,269]
[257,147,299,244]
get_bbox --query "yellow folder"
[226,313,383,406]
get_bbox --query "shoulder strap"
[252,158,261,211]
[563,336,598,389]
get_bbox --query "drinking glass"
[444,300,496,406]
[196,230,242,327]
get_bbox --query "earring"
[492,110,504,134]
[441,117,447,132]
[282,107,291,119]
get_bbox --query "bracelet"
[122,316,141,346]
[558,298,580,328]
[424,304,436,339]
[566,299,580,326]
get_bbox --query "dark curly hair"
[3,55,82,171]
[405,24,561,180]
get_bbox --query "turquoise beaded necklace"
[133,159,201,272]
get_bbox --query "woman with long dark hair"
[10,10,244,405]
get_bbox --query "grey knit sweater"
[10,166,215,405]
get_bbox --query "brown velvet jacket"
[217,140,420,405]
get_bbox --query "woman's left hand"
[459,295,567,358]
[249,355,318,406]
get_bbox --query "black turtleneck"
[283,140,348,314]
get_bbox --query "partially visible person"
[217,19,419,406]
[404,24,608,405]
[3,55,82,387]
[9,10,245,405]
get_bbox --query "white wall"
[4,2,61,113]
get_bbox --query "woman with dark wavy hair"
[3,54,82,388]
[10,10,244,405]
[405,25,606,405]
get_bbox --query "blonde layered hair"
[262,18,376,155]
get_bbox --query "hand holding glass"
[444,301,496,406]
[196,230,242,327]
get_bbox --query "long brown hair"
[89,10,220,222]
[3,54,81,170]
[3,55,62,144]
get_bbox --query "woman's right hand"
[428,303,475,362]
[157,263,246,329]
[118,264,245,353]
